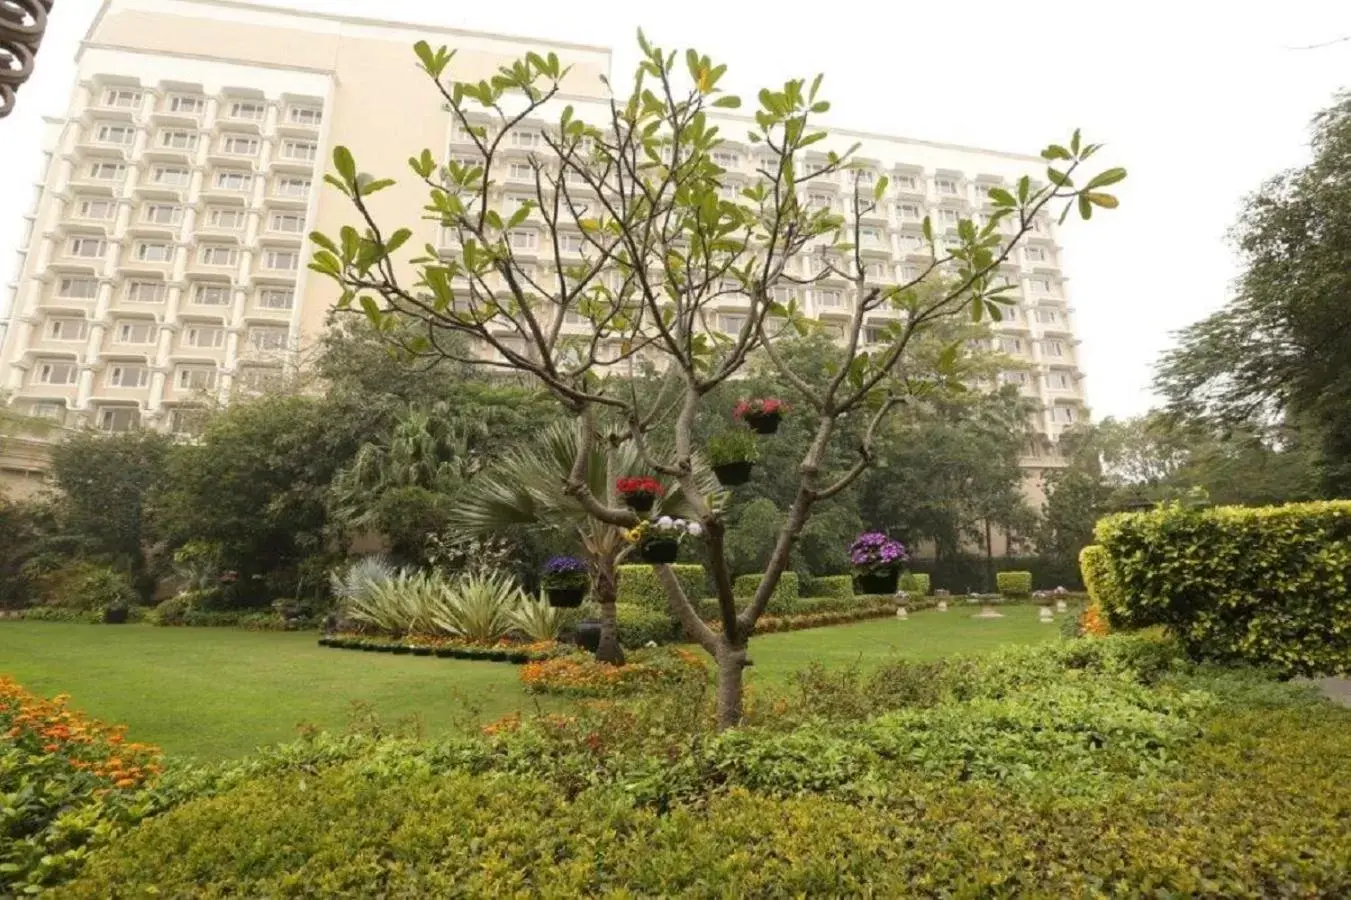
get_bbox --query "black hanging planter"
[102,606,129,624]
[855,569,900,595]
[546,586,587,608]
[712,460,754,486]
[623,493,657,513]
[744,412,781,435]
[640,539,680,564]
[575,618,602,653]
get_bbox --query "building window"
[900,264,920,281]
[57,277,98,299]
[859,227,884,247]
[213,171,251,191]
[107,364,149,388]
[46,318,87,341]
[1031,217,1049,234]
[103,88,141,109]
[258,287,294,309]
[169,407,206,435]
[227,100,265,121]
[1036,309,1060,325]
[246,327,288,352]
[816,288,844,308]
[1043,340,1065,358]
[275,177,311,197]
[268,212,304,233]
[938,208,960,226]
[855,168,877,186]
[192,283,231,307]
[712,151,741,169]
[508,162,533,181]
[157,130,196,150]
[935,177,959,196]
[95,123,135,145]
[865,261,890,280]
[221,134,259,156]
[198,245,237,267]
[35,361,78,384]
[141,203,182,225]
[99,407,139,432]
[88,161,125,181]
[176,367,218,390]
[896,202,921,221]
[718,314,747,335]
[151,166,190,186]
[895,174,918,191]
[1052,406,1076,424]
[205,207,246,230]
[115,320,156,344]
[31,402,64,421]
[998,337,1023,354]
[184,324,226,348]
[898,234,924,252]
[557,232,583,253]
[1029,277,1053,295]
[1047,371,1072,390]
[167,94,204,115]
[279,140,316,161]
[509,230,538,251]
[262,249,298,271]
[1000,371,1028,386]
[999,306,1019,322]
[125,280,166,303]
[287,106,322,126]
[1025,246,1047,263]
[134,242,172,262]
[66,237,106,259]
[76,198,115,220]
[509,129,540,148]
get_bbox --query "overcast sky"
[2,0,1349,418]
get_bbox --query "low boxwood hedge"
[732,572,799,613]
[616,564,707,610]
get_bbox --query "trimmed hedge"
[908,555,1085,593]
[1096,500,1351,675]
[19,605,146,624]
[1078,545,1122,612]
[616,602,682,648]
[996,571,1032,598]
[617,564,707,611]
[807,575,855,600]
[898,572,931,596]
[733,572,799,613]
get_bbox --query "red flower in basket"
[734,398,790,434]
[616,476,664,512]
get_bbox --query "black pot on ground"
[103,606,128,625]
[575,618,602,653]
[640,539,680,564]
[712,460,754,486]
[855,569,900,595]
[744,412,781,435]
[546,586,587,608]
[623,493,656,513]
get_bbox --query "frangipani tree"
[310,32,1124,727]
[449,420,716,664]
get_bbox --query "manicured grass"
[0,604,1059,760]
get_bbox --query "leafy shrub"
[37,562,138,613]
[806,574,854,600]
[616,564,707,610]
[898,572,930,595]
[520,647,707,697]
[509,594,565,642]
[20,605,145,624]
[149,594,191,626]
[1078,544,1123,612]
[995,570,1032,598]
[732,571,799,612]
[1096,501,1351,674]
[0,678,162,893]
[615,602,681,647]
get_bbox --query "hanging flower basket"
[735,398,790,435]
[546,587,587,608]
[850,532,909,595]
[541,556,588,608]
[616,476,664,512]
[855,569,900,595]
[712,460,754,486]
[640,538,680,564]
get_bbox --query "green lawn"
[0,605,1058,760]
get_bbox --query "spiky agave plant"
[430,571,523,643]
[508,594,565,642]
[344,569,447,636]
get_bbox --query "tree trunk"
[593,556,625,665]
[715,639,747,729]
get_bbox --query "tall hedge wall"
[1095,501,1351,675]
[616,565,708,611]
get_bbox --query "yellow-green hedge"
[732,572,799,614]
[808,575,855,600]
[899,572,931,596]
[995,571,1032,598]
[1095,500,1351,675]
[616,565,707,611]
[1078,545,1123,612]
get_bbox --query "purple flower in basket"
[541,555,589,589]
[848,532,908,573]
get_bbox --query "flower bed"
[520,646,707,697]
[0,677,162,893]
[320,634,566,663]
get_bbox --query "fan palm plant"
[450,421,717,664]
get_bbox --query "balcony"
[133,178,188,202]
[277,108,323,137]
[269,149,316,173]
[143,140,197,164]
